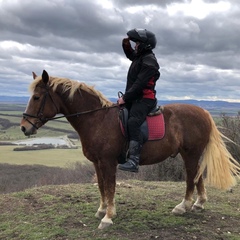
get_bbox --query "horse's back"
[163,103,211,126]
[163,103,212,150]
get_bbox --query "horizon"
[1,95,240,104]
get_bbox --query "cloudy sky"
[0,0,239,102]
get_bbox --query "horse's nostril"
[21,126,26,132]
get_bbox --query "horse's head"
[20,70,59,136]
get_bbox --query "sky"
[0,0,240,102]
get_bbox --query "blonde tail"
[195,111,240,189]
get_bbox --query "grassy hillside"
[0,180,239,240]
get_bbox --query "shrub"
[0,162,95,194]
[219,113,240,163]
[117,155,185,182]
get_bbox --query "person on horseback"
[118,28,160,173]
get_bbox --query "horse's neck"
[61,90,102,131]
[61,90,101,113]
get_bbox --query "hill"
[0,180,239,240]
[0,96,29,104]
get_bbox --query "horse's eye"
[33,95,40,100]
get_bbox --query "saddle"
[119,103,165,143]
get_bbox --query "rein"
[23,106,117,120]
[41,105,118,121]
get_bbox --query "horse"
[20,70,240,229]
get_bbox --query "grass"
[0,145,87,168]
[0,180,239,240]
[0,113,24,124]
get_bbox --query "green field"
[0,145,88,168]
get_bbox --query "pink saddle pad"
[146,113,165,140]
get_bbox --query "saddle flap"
[119,107,129,139]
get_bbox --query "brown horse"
[20,70,240,229]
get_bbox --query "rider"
[118,28,160,173]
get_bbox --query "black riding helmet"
[127,28,157,52]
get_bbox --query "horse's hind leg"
[192,174,207,212]
[172,152,201,215]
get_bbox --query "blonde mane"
[29,76,113,107]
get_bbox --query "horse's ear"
[42,70,49,84]
[32,72,37,79]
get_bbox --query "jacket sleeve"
[122,39,137,61]
[123,54,160,102]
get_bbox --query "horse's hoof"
[191,204,204,212]
[98,218,113,229]
[95,210,106,219]
[172,207,186,215]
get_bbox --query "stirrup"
[118,160,139,173]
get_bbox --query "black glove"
[122,37,130,46]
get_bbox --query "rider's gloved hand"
[122,37,130,46]
[117,97,125,105]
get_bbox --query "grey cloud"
[0,0,239,102]
[0,0,125,53]
[112,0,189,7]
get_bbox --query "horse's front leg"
[94,160,117,229]
[94,163,107,219]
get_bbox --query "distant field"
[0,113,74,131]
[0,103,84,167]
[0,103,77,140]
[0,145,88,168]
[0,104,26,112]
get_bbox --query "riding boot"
[118,140,142,173]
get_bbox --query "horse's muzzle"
[20,123,37,136]
[20,124,37,136]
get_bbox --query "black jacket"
[122,43,160,102]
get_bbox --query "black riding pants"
[127,98,156,143]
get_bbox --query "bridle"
[22,85,118,130]
[22,85,58,129]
